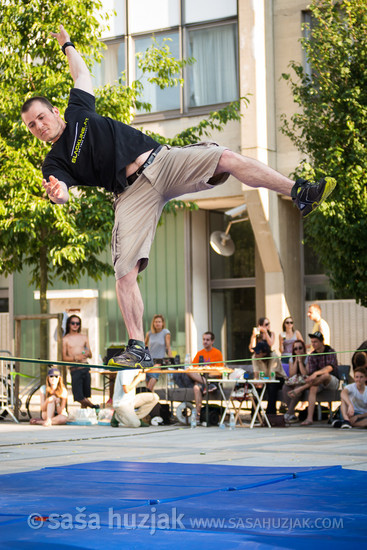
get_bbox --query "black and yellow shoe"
[291,177,336,218]
[108,339,153,369]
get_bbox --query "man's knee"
[216,149,237,172]
[116,263,140,290]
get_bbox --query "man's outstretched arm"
[51,24,94,96]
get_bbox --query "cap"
[253,341,271,355]
[48,367,61,377]
[308,331,324,341]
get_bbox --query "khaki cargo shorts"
[112,142,229,279]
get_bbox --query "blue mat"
[0,461,366,549]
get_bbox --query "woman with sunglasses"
[283,340,308,423]
[279,317,303,365]
[248,317,275,353]
[30,367,68,426]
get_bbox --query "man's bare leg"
[214,150,336,218]
[115,263,144,341]
[109,262,153,368]
[215,150,294,195]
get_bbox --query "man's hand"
[50,24,70,47]
[347,404,355,418]
[42,176,69,204]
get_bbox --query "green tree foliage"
[281,0,367,306]
[0,1,244,359]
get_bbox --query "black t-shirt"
[42,89,160,194]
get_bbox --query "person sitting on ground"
[288,331,339,426]
[283,340,308,423]
[249,317,275,353]
[144,314,172,392]
[184,332,224,422]
[111,368,159,427]
[279,317,303,366]
[334,367,367,429]
[252,341,286,416]
[62,315,98,409]
[30,368,68,426]
[307,304,330,347]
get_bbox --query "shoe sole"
[107,359,144,369]
[303,177,336,218]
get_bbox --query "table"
[210,378,279,429]
[148,367,233,426]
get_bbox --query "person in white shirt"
[111,369,159,427]
[338,368,367,429]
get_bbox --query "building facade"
[2,0,366,372]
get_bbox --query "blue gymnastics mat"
[0,461,366,549]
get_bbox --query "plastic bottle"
[229,411,235,430]
[190,409,197,429]
[184,353,191,370]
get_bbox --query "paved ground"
[1,417,366,475]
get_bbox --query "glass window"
[209,213,255,279]
[129,0,180,33]
[211,288,255,361]
[186,23,238,107]
[134,32,180,113]
[0,298,8,313]
[92,39,125,87]
[185,0,237,24]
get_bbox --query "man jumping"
[21,25,336,370]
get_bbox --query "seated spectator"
[288,331,339,425]
[111,369,159,427]
[335,367,367,429]
[62,315,98,409]
[144,314,172,392]
[184,332,224,422]
[252,341,286,415]
[30,368,68,426]
[249,317,275,353]
[279,317,303,366]
[283,340,308,423]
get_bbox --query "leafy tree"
[281,0,367,306]
[0,0,243,364]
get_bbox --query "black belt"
[126,145,163,186]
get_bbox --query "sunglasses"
[264,322,270,326]
[49,375,60,379]
[285,321,294,324]
[70,321,80,326]
[293,347,304,351]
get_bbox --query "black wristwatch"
[61,41,75,55]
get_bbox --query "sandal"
[301,419,313,426]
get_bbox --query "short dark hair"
[203,331,215,341]
[21,96,54,115]
[354,352,367,368]
[354,367,367,377]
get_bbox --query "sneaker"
[151,416,164,426]
[284,413,298,423]
[203,383,217,394]
[291,177,336,218]
[232,388,245,399]
[110,411,119,428]
[331,419,342,428]
[341,421,352,429]
[108,339,153,369]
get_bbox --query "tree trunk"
[39,230,48,382]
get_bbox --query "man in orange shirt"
[186,332,224,421]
